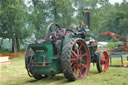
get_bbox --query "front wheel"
[96,51,109,73]
[61,38,90,81]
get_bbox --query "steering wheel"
[54,28,66,39]
[45,23,62,41]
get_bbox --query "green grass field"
[0,56,128,85]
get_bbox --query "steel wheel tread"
[61,38,90,81]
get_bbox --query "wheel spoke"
[71,53,75,58]
[74,67,78,74]
[74,43,77,53]
[74,43,80,55]
[70,62,73,65]
[71,58,78,62]
[71,50,78,58]
[78,68,82,78]
[79,50,82,55]
[72,64,77,70]
[77,49,80,55]
[81,52,88,57]
[78,44,83,51]
[79,63,87,69]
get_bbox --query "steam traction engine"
[25,9,109,81]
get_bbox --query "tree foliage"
[0,0,128,52]
[98,1,128,37]
[0,0,30,52]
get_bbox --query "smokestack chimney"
[83,8,90,30]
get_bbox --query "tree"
[99,1,128,35]
[47,0,74,27]
[26,0,48,39]
[26,0,74,39]
[0,0,30,52]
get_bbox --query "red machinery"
[97,32,128,52]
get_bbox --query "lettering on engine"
[36,50,45,52]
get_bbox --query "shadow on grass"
[88,70,99,77]
[25,71,101,85]
[109,65,125,67]
[26,79,39,83]
[89,71,99,74]
[25,75,69,85]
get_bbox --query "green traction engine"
[25,9,109,81]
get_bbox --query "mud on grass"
[0,56,128,85]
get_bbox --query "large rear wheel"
[61,38,90,81]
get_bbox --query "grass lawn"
[0,56,128,85]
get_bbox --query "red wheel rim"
[100,52,109,72]
[70,40,90,80]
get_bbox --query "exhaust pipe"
[83,8,90,30]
